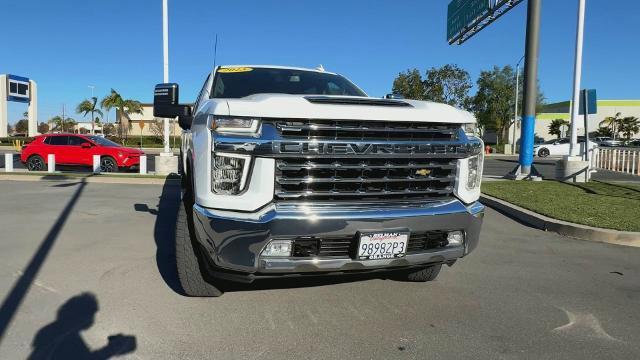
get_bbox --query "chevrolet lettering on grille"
[273,142,466,155]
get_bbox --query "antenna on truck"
[212,34,219,71]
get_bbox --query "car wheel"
[175,199,223,297]
[100,156,118,172]
[26,155,45,171]
[538,148,550,157]
[393,264,442,282]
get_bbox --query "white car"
[534,137,596,157]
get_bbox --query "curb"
[480,194,640,248]
[0,173,180,185]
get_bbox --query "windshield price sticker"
[358,232,409,260]
[218,67,254,73]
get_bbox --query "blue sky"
[2,0,639,124]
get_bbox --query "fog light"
[261,240,292,257]
[447,231,464,246]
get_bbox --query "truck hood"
[218,94,475,124]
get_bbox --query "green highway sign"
[447,0,492,43]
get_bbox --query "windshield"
[88,136,122,147]
[211,67,367,98]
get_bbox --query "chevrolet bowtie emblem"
[415,169,431,176]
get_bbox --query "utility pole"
[162,0,170,154]
[508,0,541,179]
[556,0,590,182]
[62,104,65,133]
[512,55,525,155]
[89,85,96,135]
[568,0,585,157]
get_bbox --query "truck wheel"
[399,264,442,282]
[175,200,222,297]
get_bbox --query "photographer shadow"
[28,293,136,360]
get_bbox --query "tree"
[50,116,77,133]
[7,124,13,135]
[619,116,640,140]
[391,65,473,109]
[103,123,117,137]
[391,69,425,100]
[37,122,49,134]
[149,119,165,141]
[548,119,570,139]
[472,65,545,144]
[593,127,612,138]
[100,89,144,141]
[423,64,472,109]
[14,119,29,134]
[76,97,103,135]
[599,112,622,139]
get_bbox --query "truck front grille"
[275,157,456,200]
[290,232,450,258]
[267,119,459,141]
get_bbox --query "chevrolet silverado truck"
[153,65,484,297]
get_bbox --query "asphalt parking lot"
[0,179,639,359]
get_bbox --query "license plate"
[357,232,409,260]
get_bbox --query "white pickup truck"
[153,65,484,296]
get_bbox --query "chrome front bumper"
[191,199,484,277]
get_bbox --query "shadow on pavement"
[27,292,136,360]
[135,179,183,295]
[0,178,88,345]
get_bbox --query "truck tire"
[175,201,223,297]
[401,264,442,282]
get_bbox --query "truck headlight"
[209,116,261,135]
[455,153,483,204]
[462,123,477,136]
[211,153,251,195]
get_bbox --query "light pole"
[162,0,170,154]
[511,55,525,155]
[88,85,95,135]
[568,0,586,157]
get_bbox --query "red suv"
[21,134,144,172]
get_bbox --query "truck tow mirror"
[178,115,193,130]
[153,83,191,119]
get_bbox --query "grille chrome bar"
[276,188,453,199]
[276,175,454,185]
[277,160,456,171]
[266,119,460,142]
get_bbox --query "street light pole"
[162,0,170,154]
[88,85,95,135]
[517,0,541,176]
[512,55,525,155]
[569,0,586,157]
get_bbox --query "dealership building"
[534,99,640,140]
[116,104,180,137]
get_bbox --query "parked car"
[534,137,596,157]
[593,137,623,147]
[153,65,485,296]
[20,133,144,172]
[625,139,640,147]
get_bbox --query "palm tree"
[548,119,570,139]
[76,97,103,135]
[599,112,622,140]
[100,89,144,141]
[619,116,640,141]
[50,116,77,133]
